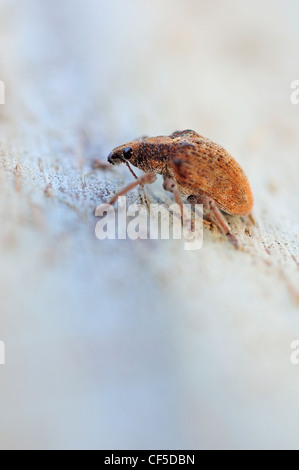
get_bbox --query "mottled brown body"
[107,129,253,216]
[107,130,254,247]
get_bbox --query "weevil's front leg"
[138,187,151,211]
[188,195,238,248]
[109,172,156,205]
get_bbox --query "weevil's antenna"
[119,157,151,209]
[122,159,138,180]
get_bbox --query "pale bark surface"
[0,0,299,449]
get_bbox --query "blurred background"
[0,0,299,450]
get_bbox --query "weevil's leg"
[123,160,151,211]
[109,172,156,205]
[206,197,238,248]
[137,186,151,211]
[139,189,151,211]
[187,195,214,229]
[248,213,257,226]
[93,160,114,170]
[190,195,238,248]
[163,178,183,218]
[163,178,188,226]
[241,213,256,236]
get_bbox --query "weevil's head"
[107,140,139,167]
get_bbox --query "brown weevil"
[107,129,254,247]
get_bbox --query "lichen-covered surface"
[0,0,299,450]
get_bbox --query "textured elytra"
[169,132,253,216]
[108,129,254,216]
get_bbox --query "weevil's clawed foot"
[227,232,239,249]
[243,213,257,236]
[245,226,252,236]
[248,213,257,227]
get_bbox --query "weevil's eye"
[123,147,133,160]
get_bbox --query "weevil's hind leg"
[109,172,156,205]
[241,213,256,236]
[208,198,238,248]
[188,195,239,248]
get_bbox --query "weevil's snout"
[107,152,114,165]
[107,150,123,166]
[107,144,135,166]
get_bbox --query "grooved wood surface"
[0,0,299,450]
